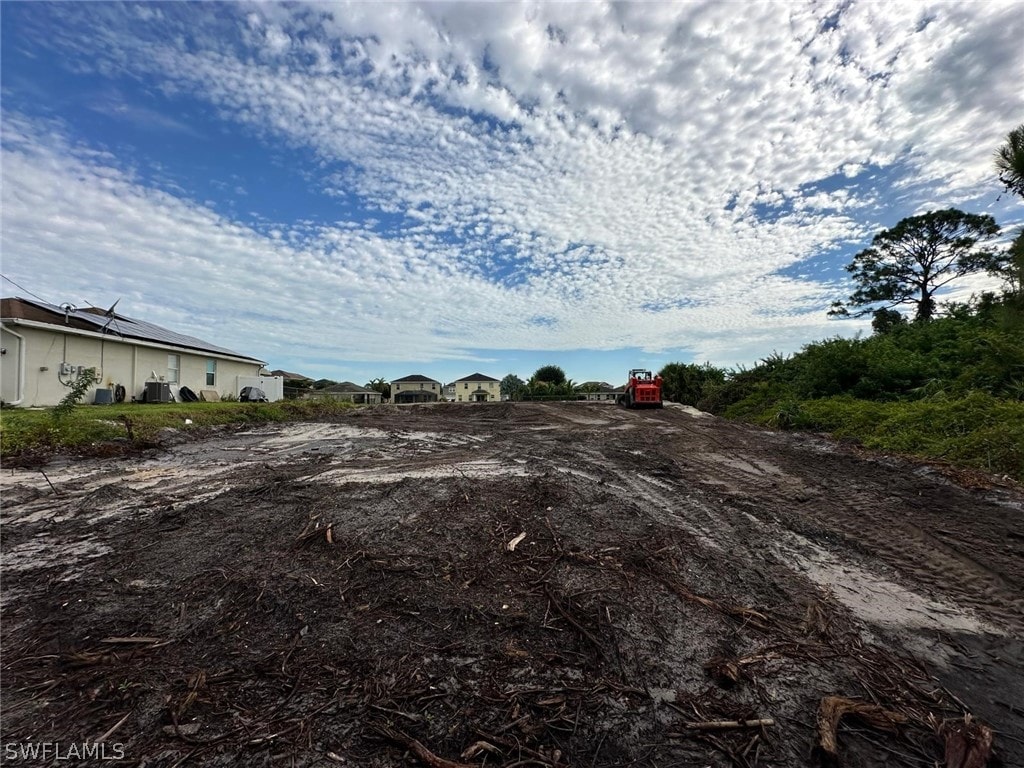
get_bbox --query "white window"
[167,354,180,384]
[206,359,217,386]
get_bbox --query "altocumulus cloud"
[2,1,1021,372]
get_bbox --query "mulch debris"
[2,403,1018,767]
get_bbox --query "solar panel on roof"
[20,298,259,361]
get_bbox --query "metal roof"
[3,297,263,363]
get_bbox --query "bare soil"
[2,402,1022,767]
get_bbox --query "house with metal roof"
[391,374,442,404]
[1,297,266,407]
[452,372,500,402]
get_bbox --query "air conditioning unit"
[145,381,172,403]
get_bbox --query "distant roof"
[1,297,263,363]
[323,381,376,394]
[392,374,440,383]
[578,381,616,390]
[454,372,500,383]
[270,369,310,380]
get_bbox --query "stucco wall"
[392,378,441,402]
[392,378,441,392]
[454,379,499,402]
[0,323,262,407]
[1,327,26,405]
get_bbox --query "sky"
[2,1,1022,387]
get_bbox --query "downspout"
[1,322,27,406]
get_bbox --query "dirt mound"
[2,403,1020,766]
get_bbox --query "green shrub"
[52,368,100,420]
[721,381,798,424]
[796,392,1024,480]
[658,362,727,405]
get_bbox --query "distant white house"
[1,297,267,407]
[453,372,500,402]
[391,374,442,403]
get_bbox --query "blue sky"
[2,1,1021,387]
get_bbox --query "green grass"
[0,399,355,460]
[792,392,1024,481]
[4,394,1021,484]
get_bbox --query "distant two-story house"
[453,372,500,402]
[391,374,442,403]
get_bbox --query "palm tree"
[995,124,1024,201]
[365,377,391,401]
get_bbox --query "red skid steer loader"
[617,369,663,409]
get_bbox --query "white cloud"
[2,1,1022,376]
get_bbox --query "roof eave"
[0,318,265,366]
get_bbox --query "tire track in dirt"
[3,402,1022,766]
[622,408,1024,634]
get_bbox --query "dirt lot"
[2,402,1022,767]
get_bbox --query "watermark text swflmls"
[3,742,126,761]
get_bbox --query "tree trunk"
[916,290,935,322]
